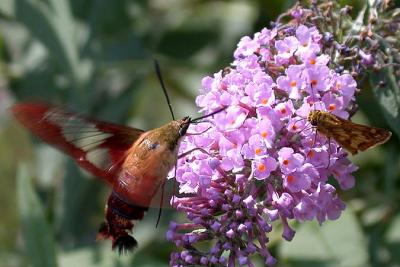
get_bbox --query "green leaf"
[85,0,131,38]
[58,161,103,248]
[386,214,400,264]
[372,63,400,140]
[17,163,58,267]
[157,29,217,59]
[279,207,369,267]
[0,0,15,17]
[59,245,131,267]
[14,0,85,92]
[103,34,148,62]
[343,5,366,44]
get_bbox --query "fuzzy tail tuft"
[113,234,138,254]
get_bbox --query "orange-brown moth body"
[12,103,191,253]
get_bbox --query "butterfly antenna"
[154,59,175,120]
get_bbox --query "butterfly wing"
[324,114,391,155]
[12,102,145,185]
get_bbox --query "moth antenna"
[292,117,310,132]
[309,84,324,111]
[300,124,314,133]
[292,116,307,124]
[308,84,322,149]
[310,84,317,111]
[154,59,175,120]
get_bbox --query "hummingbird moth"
[11,61,225,253]
[307,110,391,155]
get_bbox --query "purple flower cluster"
[168,22,359,266]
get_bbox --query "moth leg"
[155,180,166,228]
[297,120,312,133]
[301,125,314,133]
[178,147,211,159]
[326,137,331,169]
[312,127,318,147]
[186,127,212,136]
[171,167,177,208]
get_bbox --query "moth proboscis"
[307,110,392,155]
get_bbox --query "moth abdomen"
[97,191,149,253]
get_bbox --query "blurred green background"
[0,0,399,267]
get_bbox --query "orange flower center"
[261,131,268,138]
[328,104,336,111]
[291,124,298,130]
[309,58,316,65]
[283,159,289,165]
[280,108,287,114]
[258,163,266,172]
[261,98,268,105]
[255,148,262,155]
[307,150,314,158]
[311,79,318,86]
[287,174,295,183]
[290,80,297,87]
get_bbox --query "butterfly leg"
[312,127,318,147]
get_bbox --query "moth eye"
[148,142,160,150]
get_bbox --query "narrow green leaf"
[157,29,217,58]
[0,0,14,17]
[58,161,102,247]
[59,245,131,267]
[17,163,58,267]
[14,0,84,92]
[372,64,400,140]
[386,214,400,264]
[344,5,366,44]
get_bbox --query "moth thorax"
[307,110,321,126]
[159,117,191,150]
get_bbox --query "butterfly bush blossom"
[167,15,360,267]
